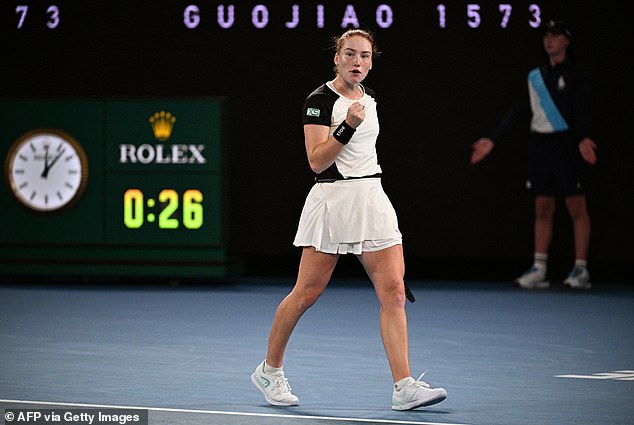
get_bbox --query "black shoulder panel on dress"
[301,84,344,181]
[302,84,338,126]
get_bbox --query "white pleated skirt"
[293,178,402,254]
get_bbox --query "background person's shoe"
[563,267,592,290]
[515,265,550,289]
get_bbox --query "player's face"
[334,36,373,84]
[543,32,569,57]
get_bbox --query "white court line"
[0,399,469,425]
[554,370,634,380]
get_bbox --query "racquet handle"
[404,282,415,303]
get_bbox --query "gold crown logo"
[149,110,176,141]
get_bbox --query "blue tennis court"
[1,277,632,425]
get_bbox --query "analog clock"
[4,129,89,212]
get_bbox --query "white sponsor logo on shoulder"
[306,108,320,117]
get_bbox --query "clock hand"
[41,148,65,178]
[47,149,65,170]
[41,146,50,178]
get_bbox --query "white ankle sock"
[534,253,548,269]
[263,361,283,374]
[574,259,587,269]
[395,376,412,389]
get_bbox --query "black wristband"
[333,121,356,145]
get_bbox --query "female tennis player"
[251,29,447,411]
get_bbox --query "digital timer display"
[100,99,226,247]
[123,188,204,230]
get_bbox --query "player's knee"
[291,287,324,311]
[376,279,406,309]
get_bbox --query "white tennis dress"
[293,81,402,255]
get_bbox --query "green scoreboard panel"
[1,98,235,278]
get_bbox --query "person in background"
[471,19,597,290]
[251,29,447,411]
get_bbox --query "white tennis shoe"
[515,265,550,289]
[251,361,299,406]
[392,372,447,411]
[563,266,592,290]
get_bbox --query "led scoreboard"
[0,99,233,278]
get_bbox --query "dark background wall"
[2,1,633,281]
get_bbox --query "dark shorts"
[526,132,588,197]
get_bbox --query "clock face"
[5,129,89,212]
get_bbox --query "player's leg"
[358,244,446,410]
[252,247,338,406]
[358,244,408,380]
[266,246,338,367]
